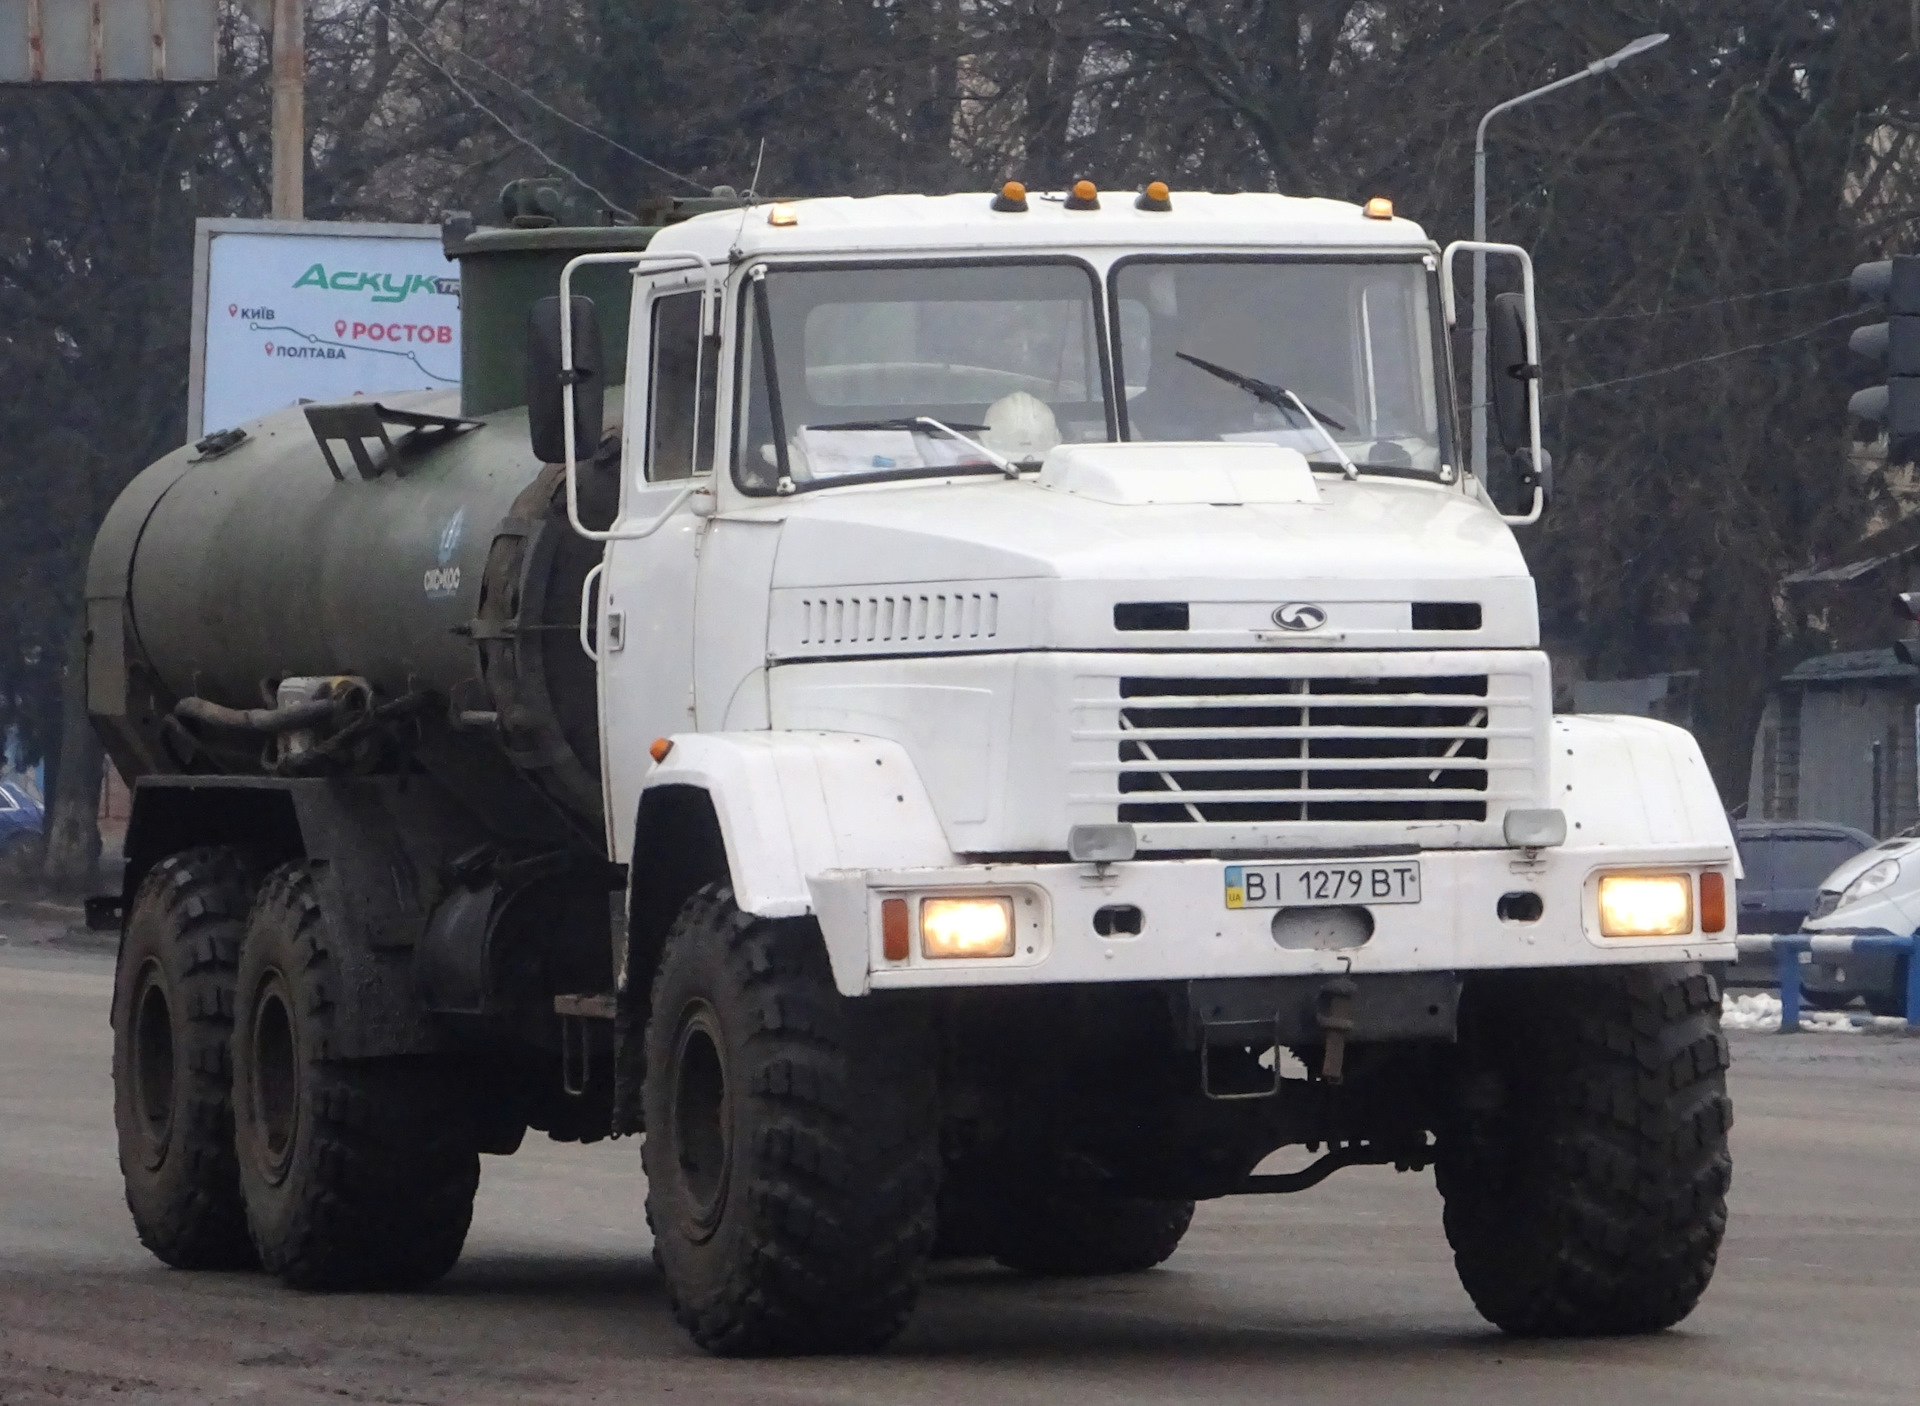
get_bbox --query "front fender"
[642,733,956,912]
[640,731,954,985]
[1550,714,1737,867]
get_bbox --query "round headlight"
[1840,857,1901,908]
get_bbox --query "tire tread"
[1438,964,1732,1336]
[644,884,938,1355]
[113,847,262,1271]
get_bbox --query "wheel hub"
[130,959,175,1170]
[248,972,300,1185]
[669,1002,733,1241]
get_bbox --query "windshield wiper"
[805,417,988,433]
[1175,351,1359,480]
[798,416,1022,480]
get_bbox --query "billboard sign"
[188,219,461,440]
[0,0,218,82]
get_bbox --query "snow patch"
[1720,991,1908,1034]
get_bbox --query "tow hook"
[1316,978,1357,1083]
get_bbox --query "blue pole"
[1776,940,1803,1033]
[1904,936,1920,1027]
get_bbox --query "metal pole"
[1468,34,1666,483]
[270,0,304,220]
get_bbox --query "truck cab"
[575,190,1732,1001]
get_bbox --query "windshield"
[1111,258,1448,477]
[734,261,1112,493]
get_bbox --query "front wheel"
[1865,957,1910,1018]
[1438,964,1732,1336]
[643,884,939,1355]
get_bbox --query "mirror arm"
[1502,485,1544,527]
[559,250,719,543]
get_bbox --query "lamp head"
[1591,31,1668,73]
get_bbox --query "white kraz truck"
[90,182,1736,1356]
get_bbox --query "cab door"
[596,278,718,863]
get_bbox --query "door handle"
[579,562,604,662]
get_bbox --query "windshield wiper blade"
[804,417,989,433]
[1174,352,1347,431]
[1175,351,1357,479]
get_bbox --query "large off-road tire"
[987,1191,1194,1276]
[111,847,262,1270]
[232,862,479,1290]
[1437,964,1732,1337]
[643,884,939,1356]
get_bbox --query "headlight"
[1597,873,1693,937]
[1839,858,1901,909]
[920,897,1015,958]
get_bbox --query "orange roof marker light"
[1364,196,1394,220]
[991,180,1029,212]
[1065,178,1100,211]
[649,737,673,763]
[766,202,799,226]
[1135,180,1172,212]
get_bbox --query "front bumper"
[809,844,1735,993]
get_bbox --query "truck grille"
[1099,674,1503,823]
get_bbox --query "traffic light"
[1849,254,1920,465]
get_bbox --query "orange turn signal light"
[881,898,911,962]
[1364,196,1394,220]
[649,737,673,763]
[1699,871,1727,934]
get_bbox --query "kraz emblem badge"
[1271,603,1327,631]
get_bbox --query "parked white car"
[1799,832,1918,1015]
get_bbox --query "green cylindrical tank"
[447,223,653,417]
[85,217,661,834]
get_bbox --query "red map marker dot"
[265,343,274,354]
[335,320,347,337]
[228,303,237,316]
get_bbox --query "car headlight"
[1839,857,1901,909]
[920,897,1015,958]
[1597,873,1693,937]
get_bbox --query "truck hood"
[760,450,1538,654]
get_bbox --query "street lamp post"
[1470,32,1668,482]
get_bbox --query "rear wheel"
[643,884,939,1355]
[110,848,262,1270]
[232,862,479,1289]
[1438,964,1732,1336]
[986,1190,1193,1276]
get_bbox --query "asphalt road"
[4,929,1919,1406]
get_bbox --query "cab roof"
[646,190,1434,262]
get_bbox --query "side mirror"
[1489,291,1535,454]
[527,295,604,465]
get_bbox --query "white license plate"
[1224,860,1422,910]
